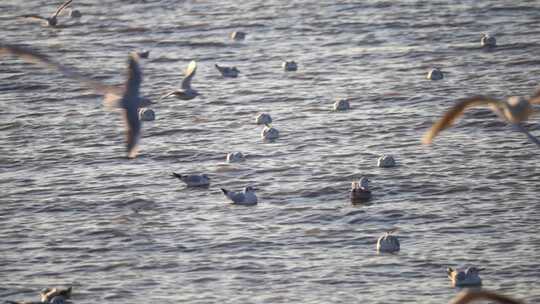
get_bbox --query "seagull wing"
[122,53,142,159]
[52,0,73,18]
[181,60,197,90]
[422,96,502,144]
[449,290,524,304]
[0,44,122,103]
[19,14,48,21]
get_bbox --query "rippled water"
[1,1,540,303]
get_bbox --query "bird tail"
[221,188,228,195]
[172,172,183,179]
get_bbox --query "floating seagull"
[255,113,272,125]
[377,155,396,168]
[481,33,497,48]
[376,229,400,253]
[221,186,258,205]
[427,68,444,80]
[138,108,155,121]
[226,152,245,163]
[161,60,199,100]
[449,290,523,304]
[0,44,145,159]
[40,287,72,303]
[350,177,371,203]
[282,61,298,71]
[262,124,279,141]
[447,266,483,287]
[135,50,150,59]
[230,31,246,41]
[68,8,82,18]
[422,94,540,146]
[215,64,239,78]
[19,0,73,27]
[172,172,210,187]
[334,98,350,111]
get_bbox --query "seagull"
[350,177,371,203]
[40,287,72,303]
[377,155,396,168]
[0,44,145,159]
[138,108,155,121]
[221,186,258,205]
[172,172,210,187]
[230,31,246,41]
[226,152,245,163]
[215,64,239,78]
[449,290,523,304]
[282,61,298,71]
[161,60,199,100]
[255,113,272,125]
[68,8,82,18]
[19,0,73,27]
[262,124,279,140]
[376,229,400,253]
[334,98,350,111]
[447,266,483,287]
[422,94,540,146]
[427,68,444,80]
[481,33,497,48]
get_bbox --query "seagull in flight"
[0,44,144,159]
[19,0,74,27]
[422,93,540,147]
[160,60,199,100]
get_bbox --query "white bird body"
[334,99,350,111]
[427,68,444,80]
[376,230,400,253]
[377,155,396,168]
[172,172,210,187]
[221,186,258,205]
[226,152,245,163]
[256,113,272,125]
[448,267,483,287]
[262,125,279,140]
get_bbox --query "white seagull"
[376,229,400,253]
[377,155,396,168]
[161,60,199,100]
[221,186,258,205]
[427,68,444,80]
[215,64,239,78]
[0,44,145,159]
[447,266,483,287]
[255,113,272,125]
[481,33,497,48]
[172,172,210,187]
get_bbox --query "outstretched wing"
[19,14,48,21]
[0,44,122,103]
[52,0,74,18]
[123,53,142,159]
[422,96,502,144]
[181,60,197,90]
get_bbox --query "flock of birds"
[2,1,538,304]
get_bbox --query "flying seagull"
[422,93,540,147]
[0,44,144,158]
[160,60,199,100]
[19,0,74,27]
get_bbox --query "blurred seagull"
[447,266,483,287]
[221,186,258,205]
[422,94,540,147]
[161,60,199,100]
[215,64,239,78]
[0,44,145,158]
[481,33,497,48]
[449,290,524,304]
[376,229,400,253]
[172,172,210,187]
[19,0,73,27]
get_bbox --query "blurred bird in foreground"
[422,93,540,147]
[19,0,73,27]
[0,44,144,159]
[449,289,524,304]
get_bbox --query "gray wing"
[20,14,48,21]
[230,192,246,203]
[52,0,74,18]
[181,60,197,90]
[0,44,122,102]
[123,53,142,159]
